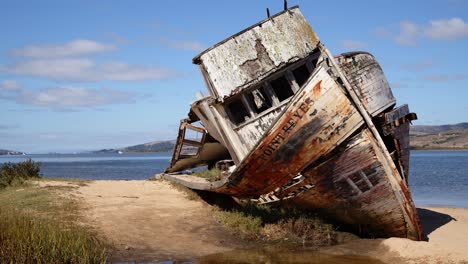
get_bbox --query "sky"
[1,0,467,153]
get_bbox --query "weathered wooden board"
[235,105,287,150]
[336,52,396,116]
[194,7,319,100]
[280,129,421,239]
[211,66,364,196]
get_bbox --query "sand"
[38,179,247,262]
[37,179,468,263]
[322,207,468,263]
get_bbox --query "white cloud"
[389,17,468,46]
[10,39,116,58]
[0,84,135,109]
[0,80,21,90]
[400,60,433,71]
[374,27,392,38]
[425,17,468,40]
[395,21,421,46]
[341,40,367,50]
[424,74,466,81]
[1,59,175,81]
[160,37,206,52]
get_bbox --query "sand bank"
[37,179,468,263]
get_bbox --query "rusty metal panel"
[336,52,395,116]
[383,104,417,180]
[216,66,364,196]
[194,7,319,100]
[282,130,419,239]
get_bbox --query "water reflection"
[197,248,384,264]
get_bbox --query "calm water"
[1,150,467,207]
[0,152,172,180]
[409,150,468,208]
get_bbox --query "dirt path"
[36,180,468,263]
[51,179,246,262]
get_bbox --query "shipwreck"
[160,5,422,240]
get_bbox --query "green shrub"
[0,159,41,188]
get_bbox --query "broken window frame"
[225,54,321,127]
[244,85,274,115]
[291,63,312,88]
[269,75,295,102]
[225,97,252,125]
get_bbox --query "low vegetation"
[0,159,41,189]
[0,160,107,263]
[165,180,338,247]
[193,168,223,182]
[166,181,201,201]
[216,203,337,247]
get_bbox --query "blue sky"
[1,0,467,153]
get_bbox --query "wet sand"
[37,179,468,263]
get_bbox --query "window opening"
[292,64,311,87]
[226,98,251,125]
[246,87,272,114]
[270,76,294,102]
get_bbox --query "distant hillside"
[0,149,23,155]
[410,122,468,135]
[94,140,175,154]
[123,140,176,153]
[410,123,468,150]
[93,122,468,153]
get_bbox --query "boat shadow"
[417,208,457,240]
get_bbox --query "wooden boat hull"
[161,7,422,240]
[282,129,421,239]
[162,62,422,240]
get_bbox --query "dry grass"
[0,207,107,264]
[167,181,201,201]
[153,180,337,247]
[0,169,107,263]
[215,203,337,247]
[193,168,223,182]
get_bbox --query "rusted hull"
[211,66,364,197]
[162,64,422,240]
[161,6,422,240]
[281,129,421,239]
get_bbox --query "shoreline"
[1,148,467,156]
[29,179,468,263]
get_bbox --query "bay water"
[1,150,467,208]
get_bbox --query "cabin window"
[226,98,251,125]
[246,87,272,114]
[270,76,294,102]
[292,64,311,87]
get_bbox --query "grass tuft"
[193,168,223,182]
[217,211,263,240]
[0,160,108,263]
[167,181,201,201]
[215,203,337,246]
[0,207,107,264]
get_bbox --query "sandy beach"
[36,179,468,263]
